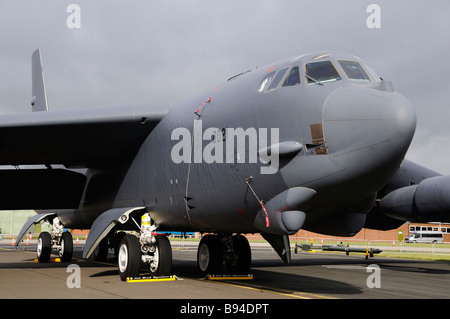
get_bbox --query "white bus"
[405,231,444,244]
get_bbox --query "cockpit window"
[267,67,289,91]
[338,60,371,81]
[305,60,341,85]
[282,66,300,87]
[257,71,276,92]
[258,65,302,92]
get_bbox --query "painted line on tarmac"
[324,265,368,270]
[0,246,36,255]
[207,278,338,299]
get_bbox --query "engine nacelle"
[303,210,367,237]
[380,175,450,222]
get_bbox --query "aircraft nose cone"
[322,85,416,168]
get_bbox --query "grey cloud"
[0,0,449,173]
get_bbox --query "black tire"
[118,235,141,281]
[149,236,172,276]
[60,232,73,262]
[197,235,223,276]
[94,237,109,261]
[37,232,51,263]
[113,232,126,259]
[233,235,251,274]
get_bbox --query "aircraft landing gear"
[117,214,172,281]
[197,234,251,276]
[59,232,74,262]
[36,217,73,263]
[118,235,141,280]
[37,232,51,262]
[93,232,126,261]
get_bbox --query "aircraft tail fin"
[31,49,49,112]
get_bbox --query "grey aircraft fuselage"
[56,51,416,238]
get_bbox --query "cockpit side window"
[282,66,300,87]
[338,60,371,81]
[305,61,341,85]
[257,71,276,92]
[267,67,289,91]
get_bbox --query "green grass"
[293,239,450,247]
[377,252,450,262]
[295,246,450,261]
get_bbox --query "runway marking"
[380,266,426,272]
[0,246,36,255]
[323,264,426,272]
[209,279,338,299]
[324,265,368,270]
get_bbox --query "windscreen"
[257,71,276,92]
[305,61,341,85]
[267,67,289,91]
[339,60,371,81]
[282,66,301,87]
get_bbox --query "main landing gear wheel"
[230,234,251,274]
[36,217,74,263]
[94,232,127,262]
[197,234,252,276]
[118,235,141,281]
[37,232,51,263]
[93,237,109,262]
[197,235,223,276]
[59,232,73,262]
[148,236,172,276]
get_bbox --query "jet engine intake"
[252,187,316,235]
[380,175,450,222]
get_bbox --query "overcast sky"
[0,0,449,174]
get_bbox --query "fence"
[2,233,450,256]
[165,235,450,256]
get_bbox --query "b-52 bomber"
[9,49,450,280]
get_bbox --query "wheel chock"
[205,274,253,281]
[126,275,179,283]
[34,257,61,263]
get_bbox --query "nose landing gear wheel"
[118,235,141,281]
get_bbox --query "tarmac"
[0,239,449,302]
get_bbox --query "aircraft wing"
[0,103,170,209]
[0,49,172,210]
[0,103,170,167]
